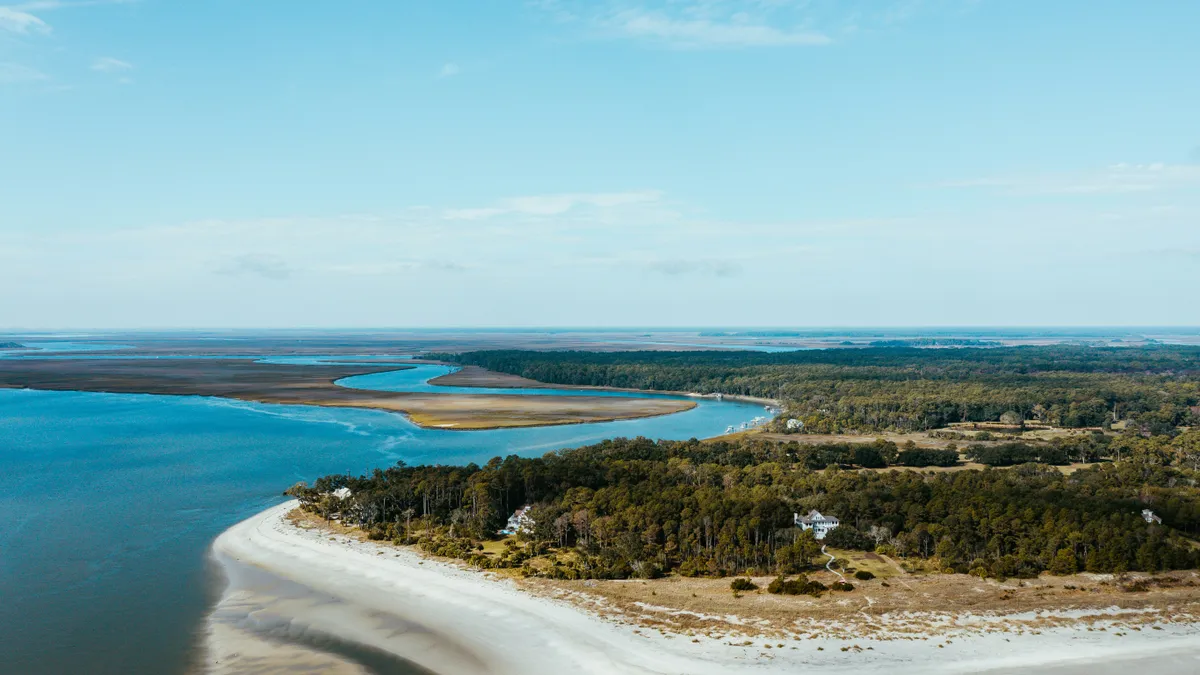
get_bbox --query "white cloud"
[11,0,136,10]
[215,253,291,280]
[610,9,830,48]
[90,56,132,72]
[443,190,664,220]
[6,195,1200,327]
[437,62,461,78]
[938,163,1200,196]
[645,258,742,277]
[318,260,467,276]
[0,6,49,33]
[0,62,47,84]
[532,1,962,49]
[2,0,136,33]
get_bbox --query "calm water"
[0,363,763,675]
[0,342,133,357]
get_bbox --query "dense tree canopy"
[290,435,1200,581]
[433,346,1200,434]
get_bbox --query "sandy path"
[822,545,846,583]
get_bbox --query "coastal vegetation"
[289,430,1200,583]
[433,346,1200,434]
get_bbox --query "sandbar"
[0,359,695,430]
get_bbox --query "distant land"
[0,342,25,349]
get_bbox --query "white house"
[500,506,535,535]
[795,510,840,540]
[786,418,804,431]
[1142,509,1162,525]
[332,487,352,499]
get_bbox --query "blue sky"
[1,0,1198,328]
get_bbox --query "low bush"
[730,578,759,592]
[767,574,826,597]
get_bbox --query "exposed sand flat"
[427,365,562,389]
[304,392,695,429]
[206,502,1200,675]
[432,365,779,407]
[0,359,694,429]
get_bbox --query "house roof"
[797,509,837,525]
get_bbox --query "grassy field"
[528,565,1200,641]
[825,548,904,579]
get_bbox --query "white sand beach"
[204,501,1200,675]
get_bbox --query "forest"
[432,346,1200,434]
[288,431,1200,582]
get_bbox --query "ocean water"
[0,369,763,675]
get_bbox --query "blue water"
[0,362,763,675]
[0,342,133,357]
[339,363,694,400]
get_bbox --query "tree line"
[288,434,1200,581]
[431,346,1200,434]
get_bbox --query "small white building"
[501,506,535,535]
[795,510,840,540]
[332,487,352,499]
[786,418,804,431]
[1142,509,1162,525]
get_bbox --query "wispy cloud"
[0,62,47,84]
[937,163,1200,196]
[2,0,134,33]
[437,62,461,78]
[531,0,952,49]
[443,190,663,220]
[645,258,742,277]
[90,56,132,72]
[8,0,136,11]
[0,6,49,32]
[608,8,830,48]
[214,253,292,280]
[318,260,467,276]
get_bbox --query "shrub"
[768,574,826,597]
[1049,548,1079,576]
[854,570,875,581]
[896,449,960,467]
[824,525,872,550]
[831,581,855,592]
[730,578,759,592]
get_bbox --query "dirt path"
[822,545,846,582]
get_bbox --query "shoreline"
[0,359,706,432]
[204,502,1200,675]
[426,363,781,408]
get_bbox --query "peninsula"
[0,358,695,429]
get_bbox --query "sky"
[1,0,1198,329]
